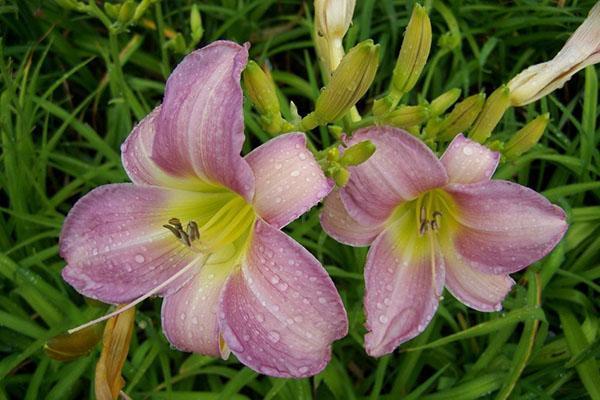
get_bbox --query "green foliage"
[1,0,599,399]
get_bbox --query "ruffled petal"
[161,246,237,357]
[364,211,445,357]
[121,106,209,191]
[219,220,348,377]
[443,244,515,312]
[446,180,567,275]
[320,190,383,246]
[60,184,217,303]
[153,40,255,201]
[341,126,448,225]
[440,134,499,184]
[245,133,333,229]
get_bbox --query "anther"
[164,218,199,248]
[420,206,427,223]
[187,221,200,242]
[162,224,182,239]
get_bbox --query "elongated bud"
[304,40,379,129]
[437,93,486,141]
[376,105,430,128]
[243,61,284,134]
[44,325,103,361]
[391,4,432,96]
[117,0,136,24]
[504,114,550,158]
[341,140,376,167]
[56,0,83,10]
[314,0,356,72]
[132,0,153,22]
[104,2,120,19]
[430,88,461,117]
[469,85,511,143]
[508,3,600,106]
[165,33,187,55]
[190,4,204,43]
[95,307,136,400]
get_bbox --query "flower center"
[163,192,256,256]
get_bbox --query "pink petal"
[364,213,445,357]
[218,220,348,377]
[161,255,233,357]
[440,134,499,184]
[443,244,515,312]
[153,41,255,201]
[446,180,567,275]
[320,190,383,246]
[60,184,208,304]
[341,126,447,225]
[245,133,333,229]
[121,106,206,190]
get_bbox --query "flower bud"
[117,0,136,24]
[305,40,379,129]
[437,93,485,141]
[243,61,284,134]
[315,0,356,41]
[504,114,550,158]
[391,4,432,96]
[44,325,103,361]
[333,167,351,187]
[341,140,376,167]
[468,85,511,143]
[430,88,461,117]
[376,105,430,128]
[508,3,600,106]
[57,0,83,11]
[95,308,136,400]
[190,4,204,44]
[314,0,356,72]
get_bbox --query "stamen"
[187,221,200,242]
[420,206,427,223]
[419,220,429,236]
[67,254,210,335]
[163,224,182,239]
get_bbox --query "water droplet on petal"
[135,254,145,263]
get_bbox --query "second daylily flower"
[321,128,567,357]
[60,41,347,377]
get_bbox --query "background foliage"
[1,0,599,398]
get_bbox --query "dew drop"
[267,330,280,343]
[135,254,145,264]
[379,315,388,324]
[290,170,300,177]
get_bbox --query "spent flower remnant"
[60,41,347,377]
[508,2,600,106]
[321,129,567,356]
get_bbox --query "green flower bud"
[305,40,379,129]
[469,85,511,143]
[243,61,284,135]
[117,0,136,24]
[341,140,376,167]
[376,105,430,128]
[104,2,120,19]
[504,114,550,158]
[190,4,204,44]
[391,4,432,96]
[327,147,340,162]
[165,33,187,55]
[437,93,486,141]
[44,325,103,361]
[430,88,461,117]
[132,0,154,22]
[333,167,351,187]
[56,0,82,11]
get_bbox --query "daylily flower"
[508,2,600,106]
[60,41,348,377]
[321,127,567,357]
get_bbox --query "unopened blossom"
[314,0,356,72]
[60,41,347,377]
[321,128,567,357]
[508,2,600,106]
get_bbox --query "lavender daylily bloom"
[321,127,567,357]
[60,41,348,377]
